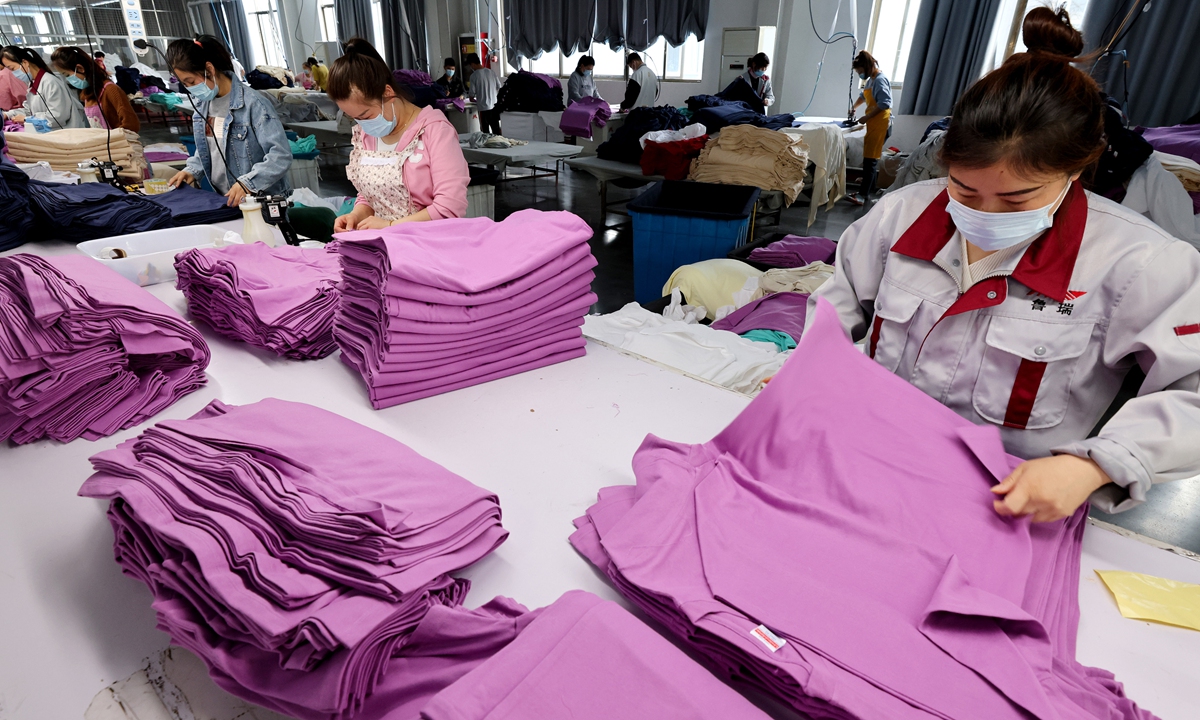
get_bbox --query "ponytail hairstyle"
[1022,5,1085,58]
[326,37,413,103]
[575,55,594,73]
[51,46,107,101]
[3,45,49,73]
[165,35,234,79]
[852,50,878,75]
[305,56,319,67]
[941,51,1104,179]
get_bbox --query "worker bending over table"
[847,50,891,206]
[51,46,139,132]
[813,45,1200,522]
[742,52,775,112]
[620,52,658,111]
[166,35,292,207]
[290,38,468,242]
[567,55,603,105]
[2,45,87,129]
[302,57,328,92]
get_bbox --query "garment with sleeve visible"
[1121,154,1200,249]
[810,177,1200,513]
[741,69,774,109]
[0,67,27,111]
[622,64,658,110]
[572,297,1157,720]
[567,70,603,104]
[468,67,501,112]
[183,74,291,195]
[18,70,87,128]
[349,104,469,221]
[96,81,139,131]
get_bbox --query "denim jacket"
[184,74,291,194]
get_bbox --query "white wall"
[775,0,874,118]
[276,0,324,72]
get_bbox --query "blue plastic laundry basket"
[628,181,761,303]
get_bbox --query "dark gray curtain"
[1083,0,1200,127]
[899,0,1003,115]
[626,0,709,51]
[381,0,428,71]
[504,0,596,63]
[208,0,255,68]
[336,0,374,45]
[595,0,625,50]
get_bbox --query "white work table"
[1,238,1199,720]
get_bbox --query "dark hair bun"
[1022,6,1085,58]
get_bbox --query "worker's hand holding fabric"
[991,454,1112,522]
[224,182,247,207]
[168,169,194,188]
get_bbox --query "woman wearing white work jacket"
[811,49,1200,523]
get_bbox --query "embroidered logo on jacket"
[1027,289,1087,315]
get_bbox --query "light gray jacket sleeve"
[806,199,892,341]
[762,76,775,106]
[1055,241,1200,512]
[27,74,88,129]
[567,73,583,104]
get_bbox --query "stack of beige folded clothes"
[5,128,148,180]
[688,125,809,205]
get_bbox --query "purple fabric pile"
[434,97,467,113]
[0,254,208,444]
[175,243,341,360]
[1140,122,1200,165]
[78,398,509,720]
[333,210,597,409]
[560,96,612,139]
[711,291,809,340]
[420,590,771,720]
[747,234,837,267]
[571,299,1160,720]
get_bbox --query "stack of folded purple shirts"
[79,398,509,720]
[175,242,341,359]
[571,300,1159,720]
[333,209,597,409]
[0,253,209,445]
[747,234,837,268]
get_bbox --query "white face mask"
[946,181,1071,252]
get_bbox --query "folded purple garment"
[561,96,612,139]
[175,243,341,359]
[0,253,208,444]
[333,211,596,408]
[434,98,467,113]
[746,235,837,268]
[421,590,772,720]
[571,299,1159,720]
[1140,123,1200,165]
[145,151,190,163]
[79,398,509,720]
[711,292,809,339]
[335,210,593,294]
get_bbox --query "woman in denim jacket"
[166,36,291,206]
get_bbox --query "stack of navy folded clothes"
[333,209,597,408]
[79,397,510,720]
[147,183,242,225]
[0,157,35,251]
[28,179,173,240]
[0,253,209,444]
[175,242,341,359]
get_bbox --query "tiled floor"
[135,116,1200,556]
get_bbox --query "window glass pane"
[665,42,682,77]
[320,5,335,43]
[643,36,667,76]
[591,42,624,77]
[529,47,561,75]
[563,48,585,76]
[868,0,921,83]
[682,36,703,80]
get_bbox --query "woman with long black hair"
[1,45,87,129]
[51,46,139,132]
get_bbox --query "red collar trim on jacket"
[30,69,45,93]
[890,182,1088,303]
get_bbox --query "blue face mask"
[752,69,765,78]
[357,101,397,138]
[13,67,31,85]
[583,69,593,77]
[445,68,455,77]
[858,72,868,80]
[66,74,89,90]
[186,76,217,103]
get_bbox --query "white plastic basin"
[76,225,241,287]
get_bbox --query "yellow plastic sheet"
[1096,570,1200,631]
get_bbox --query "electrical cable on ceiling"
[293,0,315,57]
[799,0,857,118]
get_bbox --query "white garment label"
[360,156,400,166]
[750,625,787,652]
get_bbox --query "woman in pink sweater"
[324,39,469,233]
